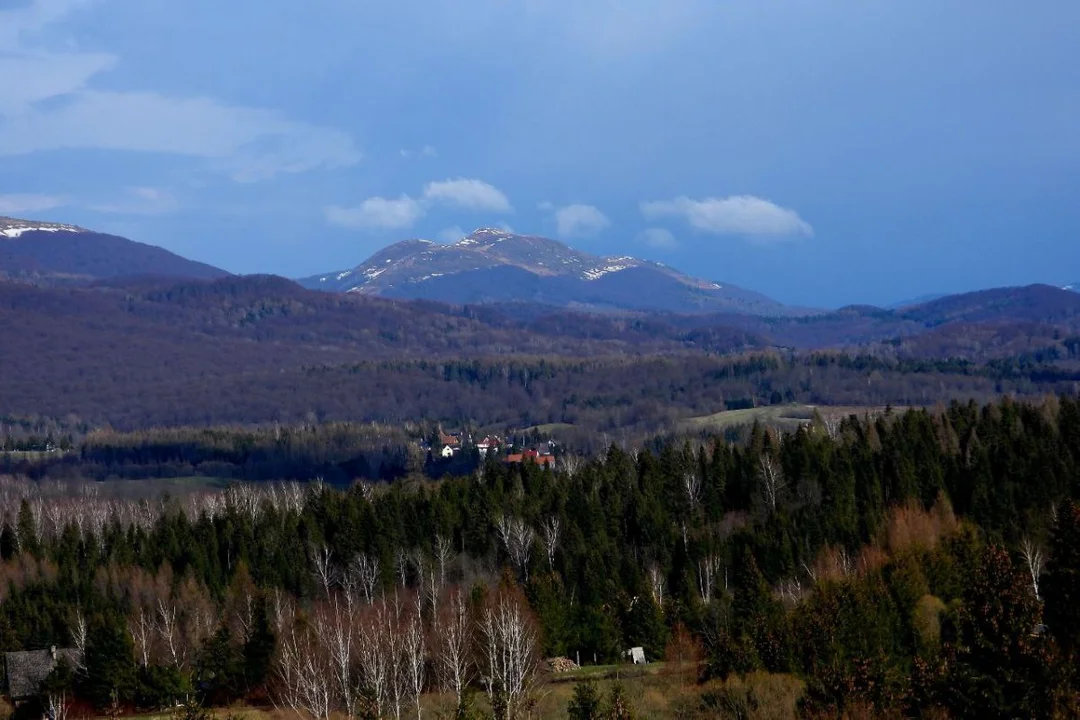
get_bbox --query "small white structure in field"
[624,647,646,665]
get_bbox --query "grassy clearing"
[549,661,664,683]
[0,449,74,461]
[95,669,804,720]
[521,422,576,435]
[90,476,233,498]
[679,404,816,432]
[679,403,904,433]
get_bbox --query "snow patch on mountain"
[0,221,86,239]
[583,264,633,280]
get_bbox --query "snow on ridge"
[336,270,353,281]
[0,224,84,238]
[582,263,633,281]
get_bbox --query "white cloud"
[327,177,512,233]
[423,178,512,213]
[0,91,361,182]
[0,1,360,181]
[87,187,179,215]
[399,145,437,159]
[325,195,424,231]
[554,203,609,238]
[639,227,677,249]
[641,195,813,239]
[438,226,466,243]
[0,193,67,215]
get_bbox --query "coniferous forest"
[1,397,1080,717]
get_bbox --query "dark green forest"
[2,397,1080,717]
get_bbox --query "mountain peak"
[299,230,791,315]
[0,216,87,239]
[454,227,517,247]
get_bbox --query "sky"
[1,0,1078,308]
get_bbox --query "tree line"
[2,396,1080,716]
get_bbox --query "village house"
[504,448,556,468]
[438,430,462,449]
[476,435,501,457]
[4,646,82,705]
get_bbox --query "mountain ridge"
[0,215,229,283]
[299,227,797,316]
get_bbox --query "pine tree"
[82,613,136,709]
[567,682,602,720]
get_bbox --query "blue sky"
[1,0,1078,307]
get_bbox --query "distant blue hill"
[887,293,947,310]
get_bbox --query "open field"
[102,667,804,720]
[520,422,577,435]
[90,476,232,498]
[678,403,905,433]
[17,476,234,500]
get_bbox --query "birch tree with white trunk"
[437,588,474,709]
[1021,537,1046,600]
[481,590,540,720]
[540,516,561,570]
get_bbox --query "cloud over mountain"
[327,179,512,232]
[642,195,813,240]
[423,179,512,213]
[554,204,609,238]
[325,196,424,231]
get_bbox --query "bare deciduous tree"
[396,548,411,588]
[697,555,721,604]
[404,596,426,720]
[1021,537,1046,600]
[357,600,392,719]
[648,563,666,607]
[776,576,805,606]
[540,516,561,570]
[683,473,702,512]
[70,609,87,672]
[496,515,535,580]
[556,454,584,479]
[759,455,786,512]
[311,545,337,598]
[314,597,356,719]
[275,618,333,720]
[128,607,155,668]
[352,553,380,604]
[47,691,70,720]
[434,534,455,587]
[481,590,540,720]
[437,588,474,709]
[156,597,183,669]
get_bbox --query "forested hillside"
[3,275,1080,431]
[2,397,1080,717]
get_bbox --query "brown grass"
[699,672,805,720]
